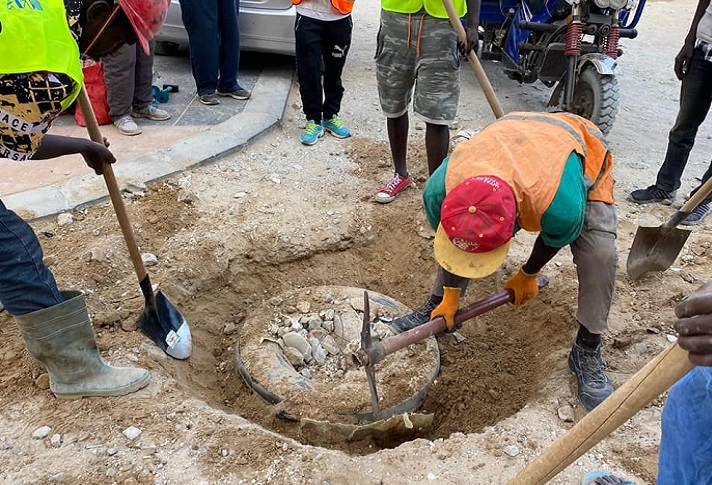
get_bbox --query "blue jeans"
[178,0,241,95]
[0,199,63,315]
[655,46,712,203]
[658,367,712,484]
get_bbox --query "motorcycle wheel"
[572,66,620,135]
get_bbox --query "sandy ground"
[2,0,712,483]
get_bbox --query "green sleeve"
[422,157,450,230]
[540,153,587,248]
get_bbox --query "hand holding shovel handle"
[77,88,192,359]
[442,0,505,119]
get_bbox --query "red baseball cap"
[434,176,517,278]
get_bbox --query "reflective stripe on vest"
[0,0,83,111]
[445,112,615,233]
[292,0,355,15]
[380,0,467,18]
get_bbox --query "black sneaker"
[628,185,676,205]
[681,203,710,226]
[217,86,251,100]
[388,298,438,334]
[198,93,220,105]
[567,341,614,411]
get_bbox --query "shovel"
[442,0,505,119]
[77,88,192,359]
[626,176,712,280]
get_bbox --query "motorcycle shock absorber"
[562,18,584,111]
[564,21,584,56]
[606,20,621,59]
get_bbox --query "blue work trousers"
[0,199,63,316]
[658,367,712,484]
[179,0,241,95]
[655,46,712,203]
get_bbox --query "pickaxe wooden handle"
[507,342,694,485]
[442,0,505,119]
[352,276,549,367]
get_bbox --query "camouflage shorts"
[375,10,460,124]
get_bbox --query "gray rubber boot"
[15,291,150,399]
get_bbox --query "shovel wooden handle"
[507,343,694,485]
[442,0,505,119]
[77,88,148,282]
[666,175,712,229]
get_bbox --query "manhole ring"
[235,286,440,423]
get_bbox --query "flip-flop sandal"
[581,471,637,485]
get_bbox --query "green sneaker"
[300,120,324,146]
[322,116,351,139]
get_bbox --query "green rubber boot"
[15,291,150,399]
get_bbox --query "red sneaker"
[375,173,413,204]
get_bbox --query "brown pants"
[431,201,618,334]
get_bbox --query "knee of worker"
[573,202,618,272]
[574,239,618,274]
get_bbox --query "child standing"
[293,0,354,145]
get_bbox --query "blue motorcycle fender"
[578,53,622,76]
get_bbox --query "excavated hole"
[157,232,574,456]
[22,161,577,456]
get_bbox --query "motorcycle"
[479,0,646,134]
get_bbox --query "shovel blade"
[626,225,692,280]
[138,290,192,360]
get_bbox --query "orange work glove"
[431,287,461,330]
[503,269,539,305]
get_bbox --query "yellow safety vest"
[0,0,83,110]
[292,0,355,15]
[381,0,467,18]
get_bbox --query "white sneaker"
[132,105,171,121]
[114,115,142,136]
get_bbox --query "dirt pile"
[3,1,712,484]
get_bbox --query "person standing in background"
[293,0,354,145]
[628,0,712,225]
[103,40,171,136]
[179,0,251,105]
[373,0,480,203]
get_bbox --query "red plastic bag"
[74,61,112,127]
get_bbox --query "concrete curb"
[5,64,294,220]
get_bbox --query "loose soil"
[2,0,712,484]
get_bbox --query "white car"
[155,0,296,56]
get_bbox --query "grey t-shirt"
[697,4,712,44]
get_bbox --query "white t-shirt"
[296,0,350,21]
[697,4,712,44]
